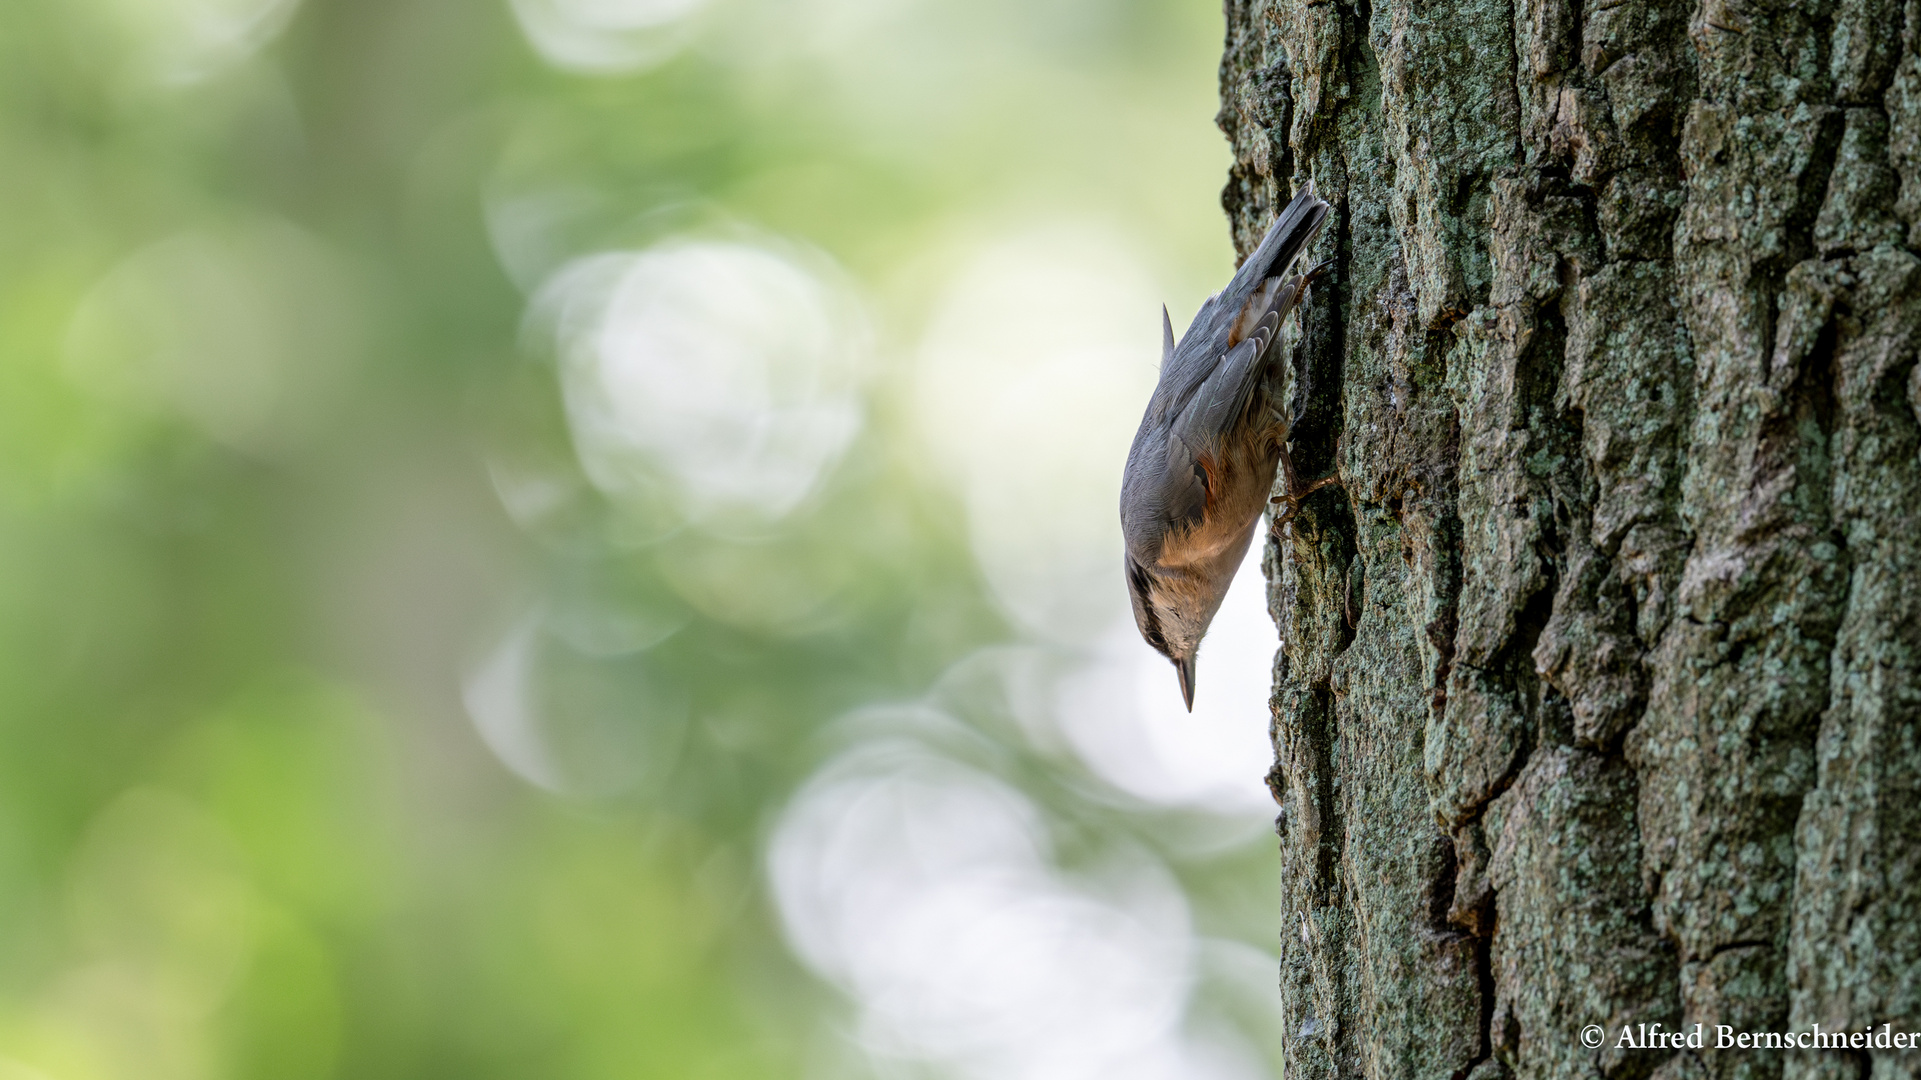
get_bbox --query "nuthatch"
[1120,183,1335,710]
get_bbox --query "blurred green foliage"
[0,0,1250,1076]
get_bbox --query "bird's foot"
[1268,472,1343,539]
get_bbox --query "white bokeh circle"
[536,238,868,525]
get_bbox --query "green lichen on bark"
[1222,0,1921,1078]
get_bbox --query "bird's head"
[1124,556,1225,711]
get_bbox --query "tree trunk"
[1222,1,1921,1078]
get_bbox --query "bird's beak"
[1175,655,1195,712]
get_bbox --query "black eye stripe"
[1127,562,1168,653]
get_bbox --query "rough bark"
[1222,1,1921,1078]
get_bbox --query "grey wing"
[1124,184,1328,563]
[1150,184,1328,424]
[1121,416,1206,562]
[1121,275,1302,563]
[1170,274,1306,452]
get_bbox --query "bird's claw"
[1268,472,1344,539]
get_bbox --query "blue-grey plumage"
[1120,183,1334,710]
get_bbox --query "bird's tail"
[1224,182,1330,301]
